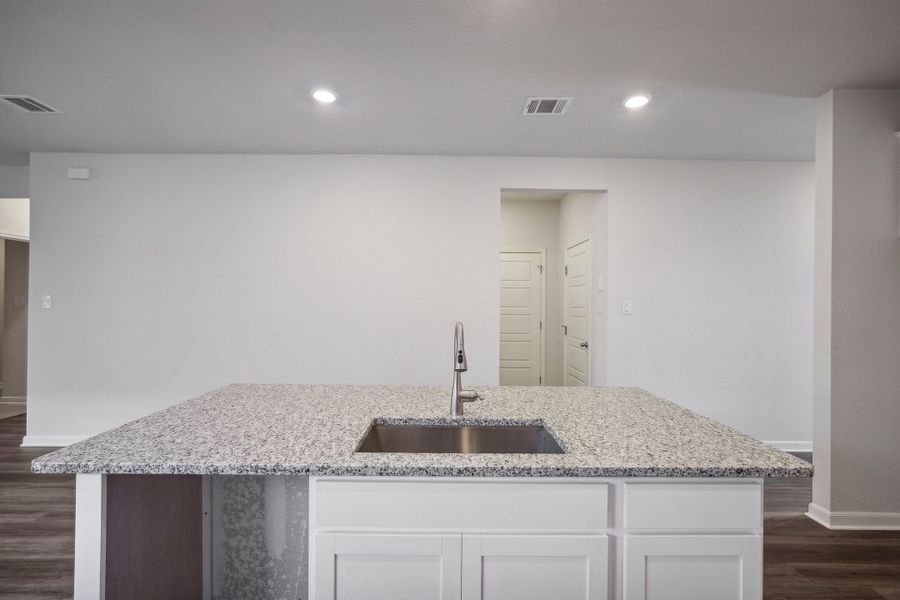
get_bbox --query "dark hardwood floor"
[0,414,74,599]
[2,414,899,599]
[764,476,900,600]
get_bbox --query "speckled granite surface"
[32,384,812,478]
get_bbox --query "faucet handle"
[458,390,481,402]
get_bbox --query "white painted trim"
[500,247,547,385]
[807,502,900,530]
[763,440,812,453]
[0,396,26,405]
[74,473,106,600]
[0,230,28,242]
[21,434,88,447]
[805,502,830,527]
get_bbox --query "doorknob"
[579,341,589,349]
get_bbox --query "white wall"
[0,165,29,198]
[606,163,814,448]
[27,154,814,446]
[812,89,900,522]
[500,196,562,384]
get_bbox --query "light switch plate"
[41,295,52,309]
[622,300,633,315]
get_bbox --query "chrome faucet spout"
[453,321,468,372]
[450,321,481,416]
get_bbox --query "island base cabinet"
[462,534,608,600]
[308,477,763,600]
[624,535,762,600]
[313,533,461,600]
[311,533,608,600]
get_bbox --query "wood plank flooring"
[1,414,899,599]
[764,475,900,600]
[0,415,74,599]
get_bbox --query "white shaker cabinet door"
[312,533,461,600]
[462,534,609,600]
[625,535,762,600]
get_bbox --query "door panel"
[500,252,543,385]
[462,534,608,600]
[564,239,591,386]
[313,533,461,600]
[625,535,761,600]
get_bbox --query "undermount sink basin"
[356,421,565,454]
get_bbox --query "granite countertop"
[31,384,813,478]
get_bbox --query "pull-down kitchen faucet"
[450,321,481,416]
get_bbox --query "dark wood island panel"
[105,474,203,600]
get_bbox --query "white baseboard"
[0,396,26,405]
[764,440,812,453]
[805,502,831,527]
[21,434,88,447]
[807,502,900,530]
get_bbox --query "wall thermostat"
[67,167,92,180]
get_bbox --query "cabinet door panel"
[462,534,608,600]
[625,535,761,600]
[313,533,461,600]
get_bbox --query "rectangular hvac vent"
[523,97,572,116]
[0,95,63,114]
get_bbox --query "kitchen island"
[33,384,812,600]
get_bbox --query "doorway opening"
[0,197,29,421]
[499,189,607,386]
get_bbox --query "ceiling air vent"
[0,95,63,114]
[523,97,572,116]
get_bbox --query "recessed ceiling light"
[623,94,651,110]
[311,88,337,104]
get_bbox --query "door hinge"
[562,324,567,335]
[537,264,544,274]
[564,265,568,275]
[540,320,543,330]
[539,376,542,385]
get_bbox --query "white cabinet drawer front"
[314,478,609,532]
[625,482,761,531]
[463,534,609,600]
[313,533,461,600]
[625,535,761,600]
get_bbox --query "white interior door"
[564,239,590,386]
[500,252,543,385]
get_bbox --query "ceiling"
[1,0,899,162]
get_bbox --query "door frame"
[563,237,591,386]
[500,247,546,386]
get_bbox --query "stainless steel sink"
[356,422,565,454]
